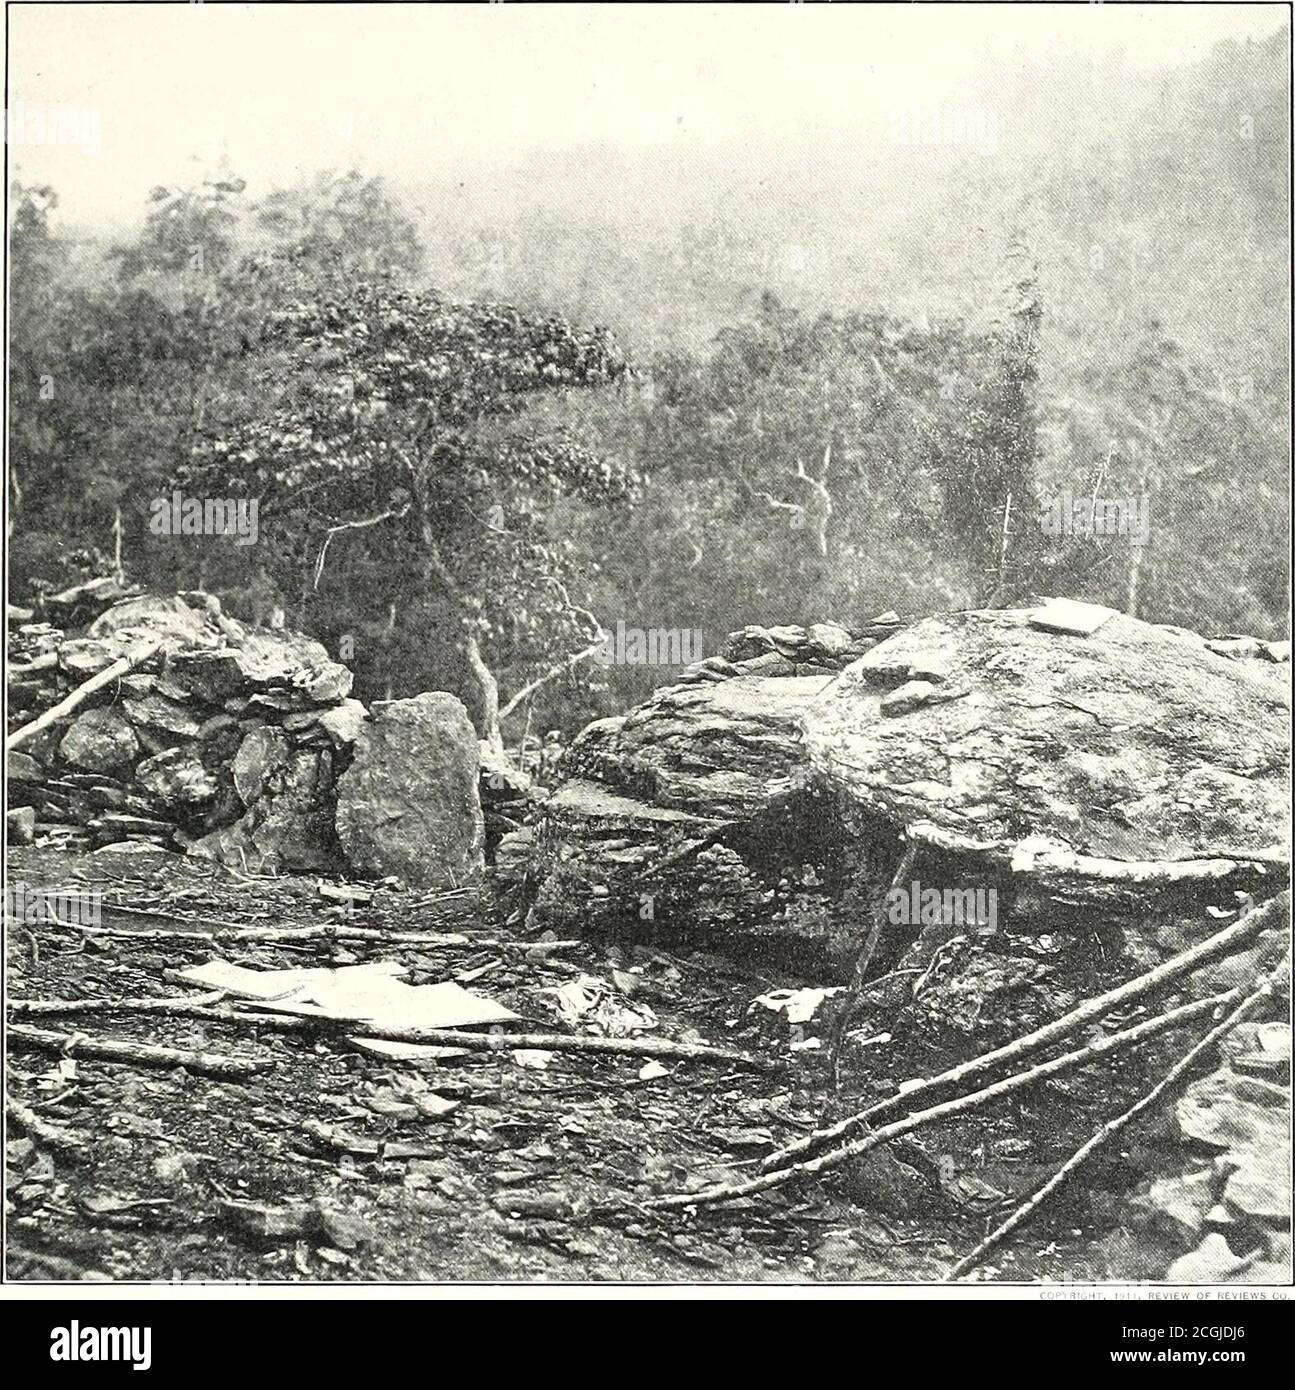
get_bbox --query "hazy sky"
[6,2,1287,225]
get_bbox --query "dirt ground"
[5,845,1138,1285]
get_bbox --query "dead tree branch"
[6,636,164,753]
[946,963,1283,1281]
[763,889,1288,1172]
[8,1023,274,1078]
[633,987,1243,1213]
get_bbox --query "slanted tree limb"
[7,1022,273,1078]
[763,889,1288,1173]
[829,838,918,1088]
[6,636,164,753]
[945,963,1283,1281]
[311,501,411,590]
[498,634,608,722]
[632,987,1243,1213]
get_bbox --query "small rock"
[134,745,219,808]
[122,693,203,739]
[7,751,42,782]
[880,679,938,717]
[233,725,291,806]
[316,1206,376,1252]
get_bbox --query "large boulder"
[526,606,1290,985]
[528,675,842,969]
[802,608,1290,885]
[335,692,484,888]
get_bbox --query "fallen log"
[7,1022,273,1078]
[631,986,1245,1212]
[10,990,227,1018]
[6,1093,91,1159]
[6,635,164,753]
[945,962,1283,1281]
[8,998,773,1070]
[762,889,1289,1173]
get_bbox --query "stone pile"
[7,593,360,868]
[6,590,504,888]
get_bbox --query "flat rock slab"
[565,674,827,821]
[335,692,484,888]
[1028,598,1120,637]
[803,608,1290,871]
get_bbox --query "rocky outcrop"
[524,601,1291,1283]
[801,608,1290,880]
[335,692,485,889]
[528,673,850,969]
[526,604,1291,1033]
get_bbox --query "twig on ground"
[7,1023,274,1078]
[9,998,774,1070]
[296,1022,779,1069]
[6,1092,91,1159]
[9,990,227,1018]
[51,915,578,951]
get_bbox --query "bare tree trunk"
[465,628,503,751]
[1126,539,1144,618]
[1126,471,1148,618]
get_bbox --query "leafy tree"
[181,277,632,742]
[588,292,1035,661]
[1048,317,1288,632]
[252,169,424,280]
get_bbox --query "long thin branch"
[945,965,1283,1281]
[8,1000,775,1070]
[10,991,228,1018]
[312,502,410,591]
[44,915,571,951]
[498,635,607,721]
[292,1020,780,1070]
[829,839,918,1088]
[630,988,1242,1213]
[762,890,1287,1173]
[8,1023,273,1078]
[6,1093,91,1159]
[6,636,164,752]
